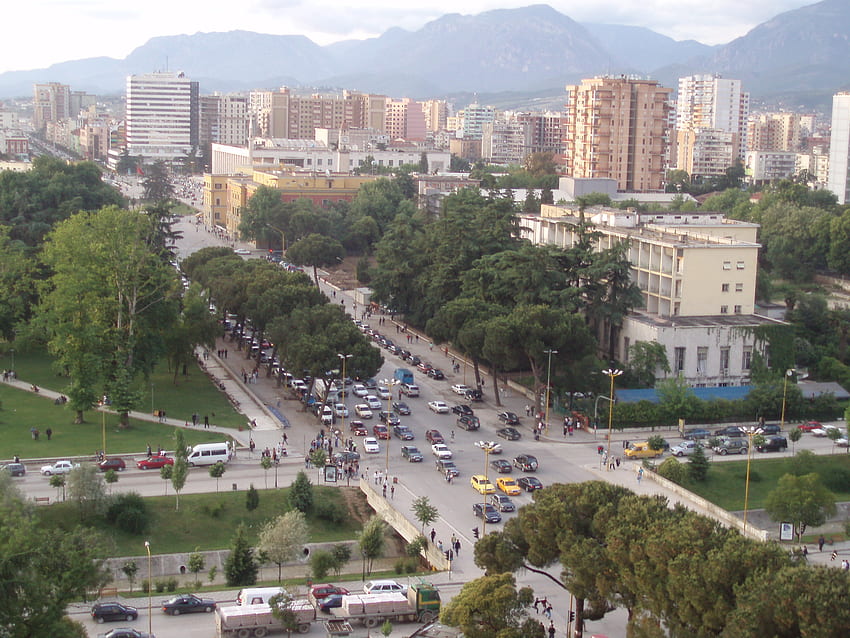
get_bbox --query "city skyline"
[2,0,818,75]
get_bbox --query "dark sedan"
[319,594,344,613]
[451,404,474,416]
[473,502,502,523]
[161,594,216,615]
[91,602,138,623]
[393,425,415,440]
[756,435,788,453]
[497,427,521,441]
[98,458,126,472]
[490,459,513,473]
[392,401,411,415]
[513,454,539,471]
[517,476,544,492]
[497,412,520,425]
[427,368,445,380]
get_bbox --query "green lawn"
[685,452,850,511]
[36,487,362,556]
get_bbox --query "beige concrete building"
[747,112,802,152]
[564,76,671,192]
[520,205,784,386]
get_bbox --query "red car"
[349,421,368,436]
[373,424,390,440]
[310,584,350,601]
[137,455,174,470]
[798,421,822,432]
[98,457,126,472]
[426,429,444,444]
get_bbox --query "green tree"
[67,465,107,522]
[160,464,172,495]
[765,473,837,541]
[309,550,336,580]
[187,548,205,588]
[141,160,174,202]
[209,461,226,492]
[121,560,139,592]
[331,543,352,577]
[381,619,393,637]
[49,474,66,501]
[788,427,802,454]
[285,233,345,286]
[626,341,670,388]
[260,455,272,488]
[246,484,260,511]
[440,573,541,638]
[258,510,309,582]
[411,496,439,532]
[170,431,189,511]
[103,469,119,493]
[656,375,701,426]
[0,228,38,341]
[238,185,291,249]
[688,441,709,482]
[288,470,314,513]
[358,516,386,576]
[224,524,258,586]
[269,592,301,637]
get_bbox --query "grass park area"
[36,486,363,557]
[0,347,246,459]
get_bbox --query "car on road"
[513,454,539,472]
[496,477,522,496]
[456,414,480,431]
[233,248,252,255]
[1,462,26,477]
[333,403,349,418]
[392,401,411,415]
[98,458,126,472]
[401,445,423,462]
[812,425,840,437]
[91,602,139,623]
[451,383,472,396]
[332,451,360,465]
[490,459,512,473]
[756,435,788,453]
[683,428,712,441]
[310,584,350,601]
[472,502,502,523]
[426,429,445,444]
[318,594,344,612]
[365,395,382,409]
[161,593,216,615]
[376,385,391,399]
[517,476,544,492]
[670,441,701,457]
[393,424,415,440]
[354,404,373,419]
[497,427,521,441]
[379,411,401,427]
[624,442,664,460]
[349,420,368,436]
[714,426,744,437]
[416,361,432,373]
[451,404,474,416]
[362,437,380,454]
[432,443,453,459]
[490,493,516,512]
[465,388,484,402]
[372,424,390,440]
[436,458,460,477]
[400,383,420,397]
[798,421,823,432]
[96,629,152,638]
[428,401,449,414]
[712,437,748,455]
[427,368,445,380]
[40,460,79,476]
[352,384,368,397]
[497,412,520,425]
[136,455,173,470]
[470,474,496,494]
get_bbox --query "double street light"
[337,353,352,433]
[144,541,152,635]
[780,368,795,429]
[543,349,558,435]
[741,424,764,532]
[477,441,499,536]
[603,368,623,469]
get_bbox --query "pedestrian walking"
[454,538,460,556]
[818,535,825,552]
[544,603,553,619]
[390,484,395,499]
[204,415,209,428]
[45,428,52,441]
[430,528,436,543]
[533,599,540,613]
[637,467,644,484]
[548,621,556,638]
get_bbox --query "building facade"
[564,76,671,192]
[32,82,71,131]
[828,92,850,205]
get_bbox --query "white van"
[187,442,232,467]
[236,587,286,606]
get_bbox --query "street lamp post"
[337,354,352,433]
[543,349,558,435]
[266,223,287,254]
[9,348,13,372]
[780,368,795,429]
[144,541,152,635]
[380,379,395,474]
[477,441,498,536]
[603,368,623,469]
[741,425,764,531]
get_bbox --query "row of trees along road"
[461,480,850,638]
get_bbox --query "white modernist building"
[828,92,850,205]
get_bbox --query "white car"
[428,400,450,414]
[451,383,471,395]
[365,395,382,410]
[362,437,381,454]
[354,404,373,419]
[812,425,840,437]
[353,384,369,397]
[234,248,252,255]
[40,460,80,476]
[670,441,700,457]
[377,385,391,399]
[333,403,349,418]
[431,443,453,459]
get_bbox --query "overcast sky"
[2,0,817,75]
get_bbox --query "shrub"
[166,578,178,592]
[822,467,850,493]
[657,457,687,485]
[789,449,818,476]
[313,499,345,524]
[154,580,167,593]
[289,471,313,514]
[309,550,336,580]
[105,492,148,534]
[246,484,259,511]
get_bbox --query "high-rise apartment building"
[385,98,426,141]
[673,74,749,179]
[457,103,496,140]
[516,112,567,155]
[199,94,249,147]
[420,100,449,133]
[564,76,671,192]
[828,92,850,205]
[33,82,71,130]
[747,112,802,152]
[125,71,199,164]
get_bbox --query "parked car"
[427,368,445,380]
[624,442,664,459]
[456,414,480,431]
[379,411,401,427]
[465,388,483,402]
[683,428,712,440]
[497,412,520,425]
[670,441,701,457]
[471,474,496,494]
[760,423,782,435]
[436,458,459,477]
[496,477,522,496]
[1,462,26,477]
[332,451,360,465]
[432,443,453,459]
[354,404,373,419]
[310,584,350,601]
[714,426,743,437]
[352,384,368,397]
[318,594,344,613]
[376,385,391,399]
[451,404,474,416]
[136,455,173,470]
[517,476,544,492]
[333,403,349,418]
[400,384,420,397]
[490,459,512,473]
[798,421,823,432]
[392,401,411,415]
[161,594,216,615]
[490,493,516,512]
[362,437,380,454]
[401,445,424,462]
[40,460,79,476]
[497,427,521,441]
[513,454,539,471]
[426,429,445,444]
[428,400,450,413]
[98,458,126,472]
[365,395,382,410]
[473,502,502,523]
[756,435,788,453]
[96,630,152,638]
[91,602,139,623]
[713,437,748,455]
[392,424,415,440]
[451,383,472,395]
[349,420,368,436]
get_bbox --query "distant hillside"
[581,23,713,73]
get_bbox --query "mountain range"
[1,0,848,109]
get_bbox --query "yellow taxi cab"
[470,474,496,494]
[623,441,663,459]
[496,476,522,496]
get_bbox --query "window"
[735,283,744,292]
[737,261,745,270]
[720,347,730,373]
[697,347,708,374]
[723,261,732,270]
[734,305,742,314]
[721,283,730,292]
[674,347,686,372]
[742,347,752,371]
[720,305,729,314]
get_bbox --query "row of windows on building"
[672,345,754,374]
